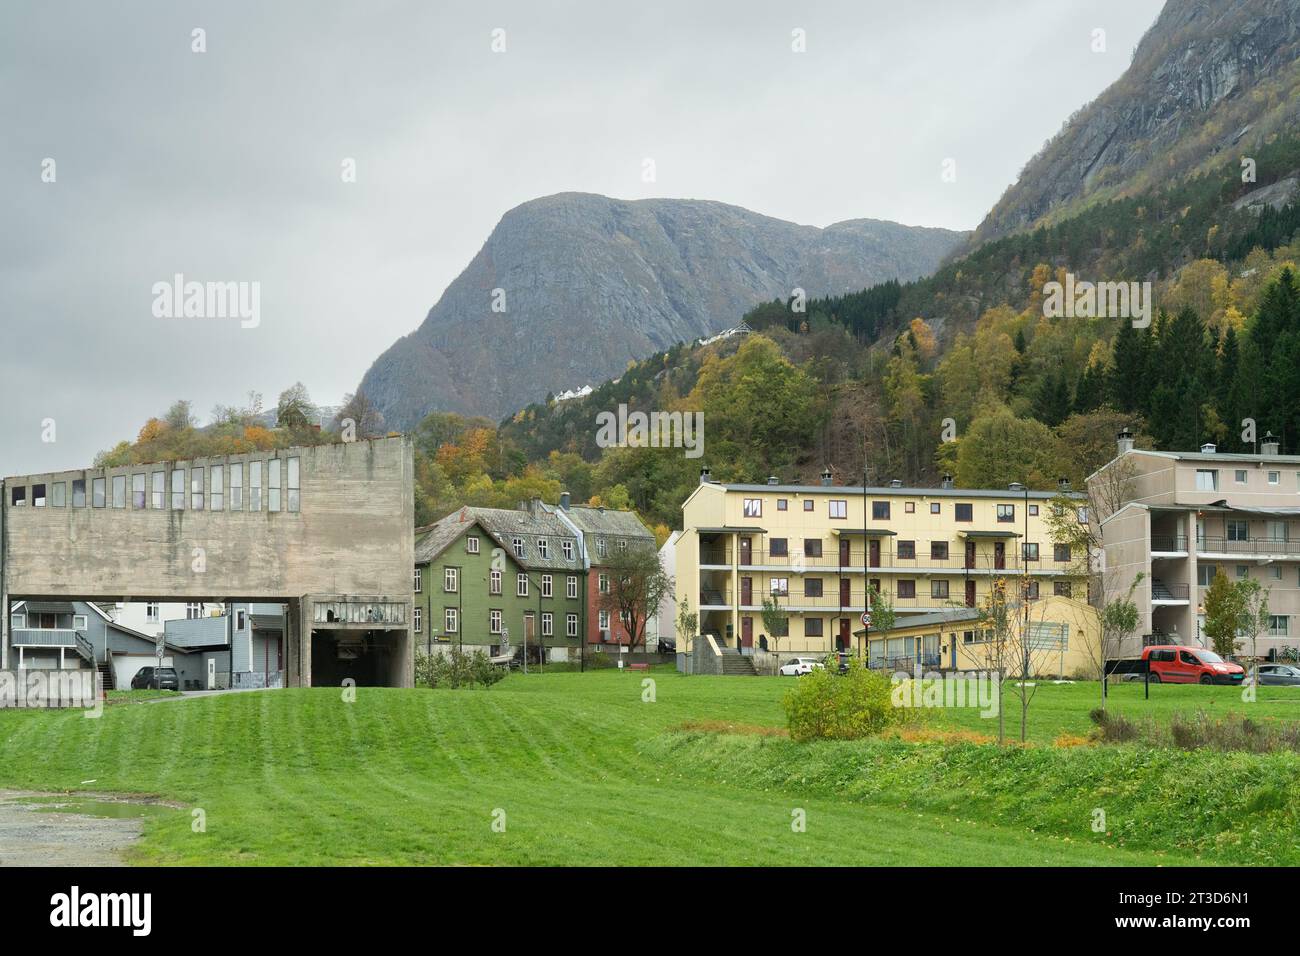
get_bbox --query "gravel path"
[0,791,154,866]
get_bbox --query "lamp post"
[1009,481,1031,692]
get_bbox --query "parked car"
[1253,663,1300,686]
[131,666,180,691]
[1141,646,1245,685]
[779,657,825,677]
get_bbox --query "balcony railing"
[699,547,732,565]
[1150,581,1190,601]
[1150,534,1189,552]
[11,628,96,662]
[1198,535,1300,557]
[701,589,983,611]
[732,548,1067,573]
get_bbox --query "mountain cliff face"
[358,193,967,429]
[974,0,1300,245]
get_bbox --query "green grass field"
[0,670,1297,865]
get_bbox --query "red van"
[1141,645,1245,685]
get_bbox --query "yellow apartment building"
[676,469,1091,660]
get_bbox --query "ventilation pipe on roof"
[1117,428,1135,456]
[1262,432,1280,456]
[820,468,833,487]
[940,474,954,490]
[699,466,711,485]
[1200,442,1217,454]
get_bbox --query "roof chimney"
[1117,427,1135,456]
[1200,442,1217,454]
[560,490,571,510]
[1262,432,1280,456]
[699,466,711,485]
[940,474,954,490]
[766,476,780,485]
[820,468,833,487]
[1058,476,1071,491]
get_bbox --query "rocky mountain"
[973,0,1300,246]
[358,193,967,429]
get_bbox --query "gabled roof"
[416,506,583,572]
[547,503,653,541]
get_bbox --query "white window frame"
[516,572,529,597]
[413,567,422,593]
[413,607,422,634]
[466,535,480,554]
[444,607,458,634]
[541,573,552,598]
[444,567,458,592]
[490,609,503,634]
[566,613,579,637]
[541,612,553,637]
[567,575,578,599]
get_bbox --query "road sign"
[860,612,872,627]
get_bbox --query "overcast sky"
[0,0,1165,474]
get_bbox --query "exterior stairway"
[717,646,757,676]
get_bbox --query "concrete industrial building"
[1091,430,1300,658]
[0,436,415,688]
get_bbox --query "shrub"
[1089,708,1139,742]
[782,656,913,742]
[416,649,504,689]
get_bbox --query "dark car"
[1255,663,1300,686]
[131,666,179,691]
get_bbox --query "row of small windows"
[759,577,1074,600]
[742,497,1088,523]
[415,607,583,638]
[416,566,581,599]
[9,459,301,514]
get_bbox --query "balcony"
[699,547,732,566]
[1197,535,1300,558]
[701,588,982,612]
[1151,534,1189,554]
[11,628,95,662]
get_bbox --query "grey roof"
[709,482,1081,500]
[549,503,653,541]
[1130,449,1300,464]
[868,608,984,633]
[416,506,582,572]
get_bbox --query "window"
[743,498,763,518]
[931,580,949,599]
[1268,615,1289,637]
[898,580,916,599]
[10,486,24,507]
[1054,581,1072,597]
[541,612,553,637]
[1028,504,1039,516]
[1025,581,1040,600]
[804,618,824,637]
[777,499,788,511]
[190,466,204,510]
[1198,564,1217,587]
[804,539,822,558]
[804,578,823,597]
[268,459,281,512]
[996,504,1014,523]
[905,501,915,514]
[537,538,549,559]
[282,457,297,512]
[1022,542,1039,561]
[1235,469,1248,484]
[490,569,502,595]
[445,608,458,634]
[413,567,422,593]
[567,575,578,599]
[541,574,552,598]
[1195,469,1219,491]
[930,542,949,560]
[229,464,243,510]
[109,475,125,508]
[444,567,458,592]
[897,540,916,560]
[72,479,86,508]
[512,537,526,559]
[566,613,579,637]
[490,610,502,634]
[598,573,610,594]
[955,503,973,522]
[131,473,146,509]
[929,502,940,514]
[249,461,262,511]
[51,482,65,507]
[769,578,789,597]
[872,501,890,520]
[1227,520,1249,541]
[146,603,159,623]
[93,477,106,508]
[1270,565,1282,580]
[1236,565,1249,579]
[803,500,814,512]
[598,609,611,631]
[466,536,480,554]
[1054,544,1071,562]
[28,483,46,507]
[769,538,788,557]
[211,464,225,511]
[829,499,847,519]
[596,538,607,558]
[517,573,529,597]
[1269,471,1281,485]
[561,539,573,560]
[186,603,203,620]
[413,607,422,634]
[73,614,88,631]
[1076,507,1089,525]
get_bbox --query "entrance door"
[741,617,753,648]
[839,538,851,567]
[839,578,851,607]
[739,536,752,565]
[994,541,1006,570]
[965,541,976,570]
[965,579,976,607]
[838,618,851,652]
[869,539,881,568]
[740,576,753,605]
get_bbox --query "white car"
[779,657,825,677]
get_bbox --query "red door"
[994,541,1006,570]
[740,576,753,605]
[839,578,851,607]
[869,539,881,568]
[739,537,752,565]
[838,619,851,652]
[965,541,976,570]
[741,617,753,648]
[965,580,976,607]
[839,538,851,567]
